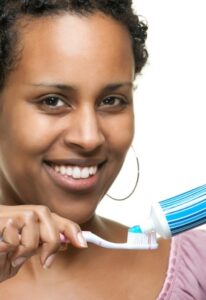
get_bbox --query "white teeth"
[90,166,97,175]
[53,165,98,179]
[81,167,90,178]
[73,167,81,179]
[89,167,94,175]
[60,166,67,175]
[55,165,60,172]
[66,167,72,176]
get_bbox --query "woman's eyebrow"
[102,82,134,92]
[30,81,134,92]
[31,83,77,92]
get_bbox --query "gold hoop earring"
[106,146,140,201]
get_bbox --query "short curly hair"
[0,0,148,90]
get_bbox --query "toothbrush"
[60,226,158,250]
[0,225,158,250]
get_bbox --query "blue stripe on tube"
[159,184,206,236]
[160,185,206,209]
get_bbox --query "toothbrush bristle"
[127,226,158,249]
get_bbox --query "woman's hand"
[0,204,87,283]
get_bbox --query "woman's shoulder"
[157,229,206,300]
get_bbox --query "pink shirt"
[157,230,206,299]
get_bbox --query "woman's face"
[0,13,135,224]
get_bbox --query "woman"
[0,1,206,299]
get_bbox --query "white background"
[97,0,206,227]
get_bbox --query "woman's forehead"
[19,12,133,57]
[8,13,134,87]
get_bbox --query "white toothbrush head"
[127,225,158,249]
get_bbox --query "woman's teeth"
[53,165,98,179]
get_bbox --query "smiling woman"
[0,1,205,300]
[0,12,135,225]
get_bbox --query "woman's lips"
[44,161,103,192]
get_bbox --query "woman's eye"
[41,96,65,108]
[99,96,126,108]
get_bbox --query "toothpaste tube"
[138,184,206,238]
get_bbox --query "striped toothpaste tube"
[139,184,206,239]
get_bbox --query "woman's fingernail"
[77,232,88,248]
[12,256,27,267]
[43,253,56,269]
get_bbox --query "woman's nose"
[63,108,105,152]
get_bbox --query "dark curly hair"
[0,0,148,90]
